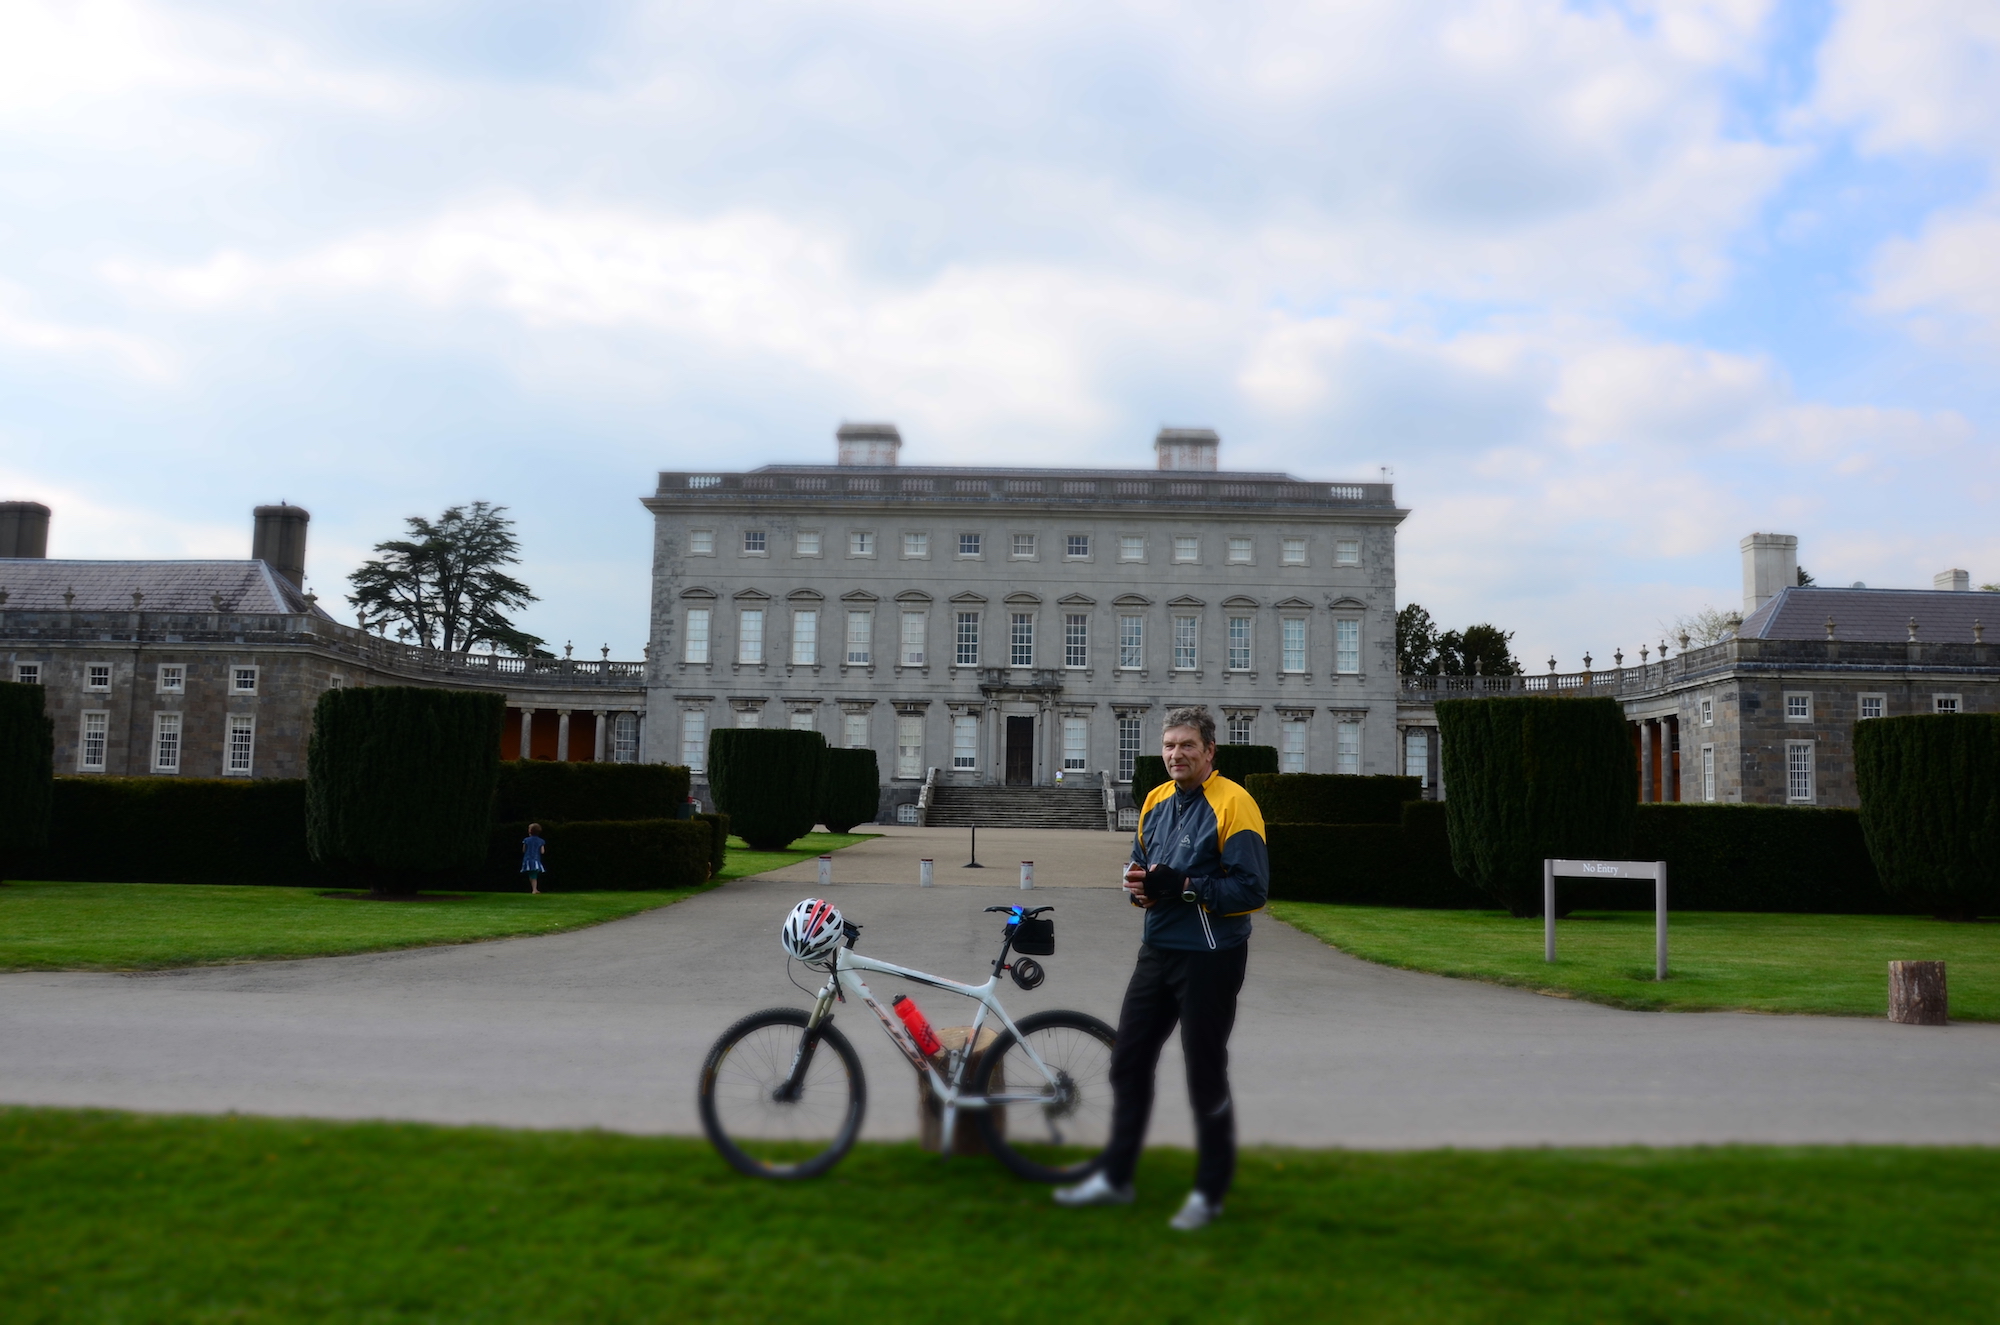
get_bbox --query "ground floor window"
[844,713,869,748]
[1786,740,1814,803]
[681,710,707,771]
[1403,728,1428,787]
[1062,717,1088,771]
[613,712,639,762]
[1281,719,1307,773]
[1701,744,1715,802]
[226,715,255,776]
[1117,715,1141,781]
[953,714,978,769]
[81,711,108,771]
[896,715,923,779]
[1336,720,1361,775]
[789,709,815,732]
[154,712,181,773]
[1227,713,1253,746]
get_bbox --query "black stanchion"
[963,824,984,868]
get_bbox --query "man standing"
[1056,705,1268,1231]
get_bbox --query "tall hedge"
[36,777,323,885]
[494,761,691,823]
[817,747,881,834]
[306,686,506,893]
[477,820,710,892]
[1214,744,1279,783]
[1855,713,2000,920]
[0,682,53,884]
[1435,696,1636,916]
[707,728,825,850]
[694,811,730,876]
[1131,755,1168,803]
[1244,773,1421,825]
[1266,803,1488,908]
[1628,803,1902,913]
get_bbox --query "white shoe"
[1053,1171,1134,1207]
[1169,1191,1220,1231]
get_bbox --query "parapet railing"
[653,470,1397,508]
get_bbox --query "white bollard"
[818,855,832,889]
[920,858,934,888]
[1020,860,1034,890]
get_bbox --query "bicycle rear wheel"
[971,1009,1117,1183]
[698,1006,866,1179]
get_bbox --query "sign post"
[1544,859,1669,981]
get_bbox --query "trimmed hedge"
[694,812,730,876]
[477,820,709,892]
[0,681,53,883]
[1436,696,1636,916]
[1855,713,2000,919]
[1622,803,1905,914]
[1214,744,1279,783]
[1244,774,1421,825]
[1265,802,1486,908]
[33,777,324,885]
[307,687,505,892]
[817,748,881,834]
[1131,756,1168,803]
[708,729,826,850]
[494,762,691,824]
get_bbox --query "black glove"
[1143,863,1188,903]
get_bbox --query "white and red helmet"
[782,898,846,962]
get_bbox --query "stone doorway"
[1005,715,1035,785]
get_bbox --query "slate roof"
[1739,585,1998,645]
[0,559,327,616]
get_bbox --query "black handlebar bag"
[1009,916,1055,956]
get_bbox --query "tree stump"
[1889,961,1948,1025]
[918,1026,1004,1155]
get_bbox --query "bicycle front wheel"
[698,1006,866,1179]
[972,1009,1117,1183]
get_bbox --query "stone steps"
[925,785,1109,830]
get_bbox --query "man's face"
[1162,726,1215,788]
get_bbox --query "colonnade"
[1632,715,1681,802]
[509,706,644,762]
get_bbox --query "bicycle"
[698,902,1116,1182]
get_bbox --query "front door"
[1005,716,1035,786]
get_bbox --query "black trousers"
[1100,941,1249,1202]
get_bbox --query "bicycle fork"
[778,983,841,1103]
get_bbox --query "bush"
[1243,773,1421,825]
[1214,744,1279,783]
[0,681,53,884]
[1622,803,1903,914]
[306,687,506,893]
[817,748,881,833]
[1855,713,2000,920]
[693,812,729,876]
[1436,696,1636,917]
[1131,756,1167,803]
[494,762,690,824]
[476,820,709,892]
[707,729,826,850]
[34,777,324,885]
[1265,804,1487,908]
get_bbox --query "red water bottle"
[892,994,942,1056]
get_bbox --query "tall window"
[1227,617,1251,671]
[154,713,181,773]
[1227,713,1253,746]
[1067,534,1090,559]
[743,530,767,554]
[903,532,928,558]
[844,713,868,748]
[1012,533,1037,558]
[1336,720,1361,775]
[850,530,875,556]
[901,612,926,666]
[226,715,255,775]
[689,530,715,555]
[1281,719,1307,773]
[1064,615,1088,668]
[613,712,639,762]
[1062,717,1088,771]
[1117,716,1141,781]
[796,530,821,556]
[959,532,982,557]
[1281,618,1307,673]
[791,610,817,665]
[1118,616,1144,669]
[1701,745,1715,802]
[681,710,707,770]
[897,715,923,779]
[956,612,980,666]
[846,611,872,665]
[1010,614,1034,667]
[1173,536,1199,563]
[738,609,764,664]
[1335,619,1360,674]
[684,609,711,664]
[1403,729,1428,787]
[1280,537,1306,565]
[789,709,815,732]
[953,714,978,770]
[1227,537,1253,564]
[1173,616,1198,670]
[1700,697,1714,725]
[1119,535,1145,562]
[1334,538,1360,565]
[81,711,108,771]
[1786,741,1815,802]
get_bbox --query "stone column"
[1649,719,1665,803]
[1665,715,1681,801]
[519,707,534,761]
[1638,721,1655,803]
[593,710,607,762]
[556,710,571,763]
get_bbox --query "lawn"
[1,1108,1993,1324]
[718,831,877,882]
[1273,902,2000,1019]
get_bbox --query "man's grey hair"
[1162,705,1217,747]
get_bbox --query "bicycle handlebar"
[982,905,1054,917]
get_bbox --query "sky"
[3,0,1998,666]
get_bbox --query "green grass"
[717,831,876,881]
[1273,902,2000,1019]
[1,1109,1993,1323]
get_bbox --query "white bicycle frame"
[804,944,1067,1155]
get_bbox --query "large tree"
[1397,604,1521,676]
[347,502,544,655]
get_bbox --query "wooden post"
[919,1026,1003,1155]
[1889,961,1948,1025]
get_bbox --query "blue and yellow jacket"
[1130,771,1269,951]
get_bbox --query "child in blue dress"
[521,824,547,895]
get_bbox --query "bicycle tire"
[698,1006,867,1180]
[971,1009,1117,1183]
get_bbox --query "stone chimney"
[1934,569,1970,592]
[835,422,901,467]
[252,503,310,589]
[1155,427,1219,471]
[0,501,50,558]
[1740,532,1798,615]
